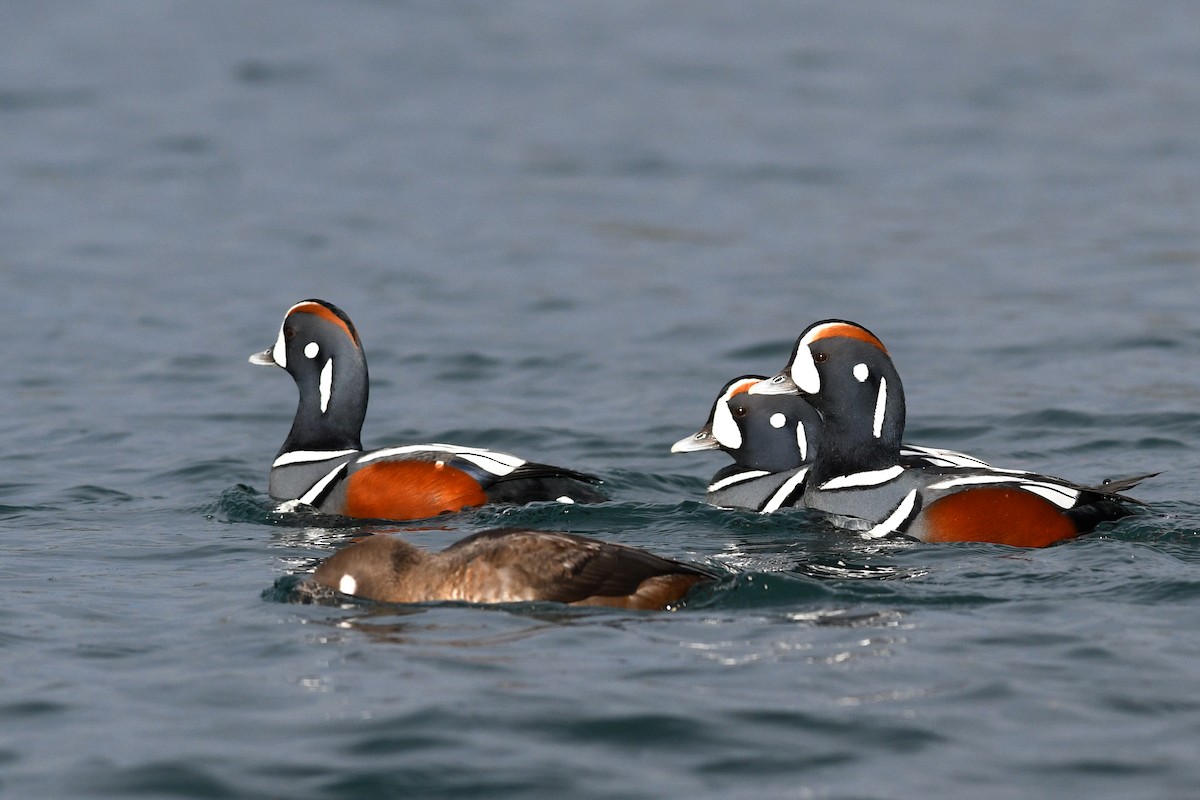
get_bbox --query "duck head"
[752,320,904,479]
[250,299,368,453]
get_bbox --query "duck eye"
[283,326,296,341]
[732,405,748,418]
[813,351,828,364]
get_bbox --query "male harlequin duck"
[312,527,714,610]
[250,300,605,521]
[749,320,1150,547]
[671,375,822,512]
[671,374,993,513]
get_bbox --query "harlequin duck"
[750,320,1149,547]
[671,375,993,513]
[250,300,605,521]
[312,527,714,610]
[671,375,821,512]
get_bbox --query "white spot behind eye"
[769,413,786,429]
[854,363,869,382]
[338,574,357,595]
[305,341,320,359]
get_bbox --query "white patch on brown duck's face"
[338,573,358,595]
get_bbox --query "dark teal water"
[4,2,1200,798]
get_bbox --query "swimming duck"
[250,300,605,521]
[312,527,714,609]
[750,320,1147,546]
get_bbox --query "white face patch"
[271,324,288,368]
[796,421,808,461]
[338,574,357,595]
[711,401,742,450]
[304,341,320,359]
[853,363,869,382]
[769,412,786,429]
[873,377,887,439]
[789,344,821,394]
[319,359,334,413]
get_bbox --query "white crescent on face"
[789,342,821,394]
[711,400,742,450]
[270,323,289,368]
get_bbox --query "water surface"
[3,2,1200,798]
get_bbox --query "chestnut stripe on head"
[800,321,888,354]
[725,378,760,399]
[287,301,361,346]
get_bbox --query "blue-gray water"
[4,2,1200,798]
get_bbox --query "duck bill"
[249,347,279,367]
[670,428,720,453]
[749,372,801,396]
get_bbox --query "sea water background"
[3,2,1200,798]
